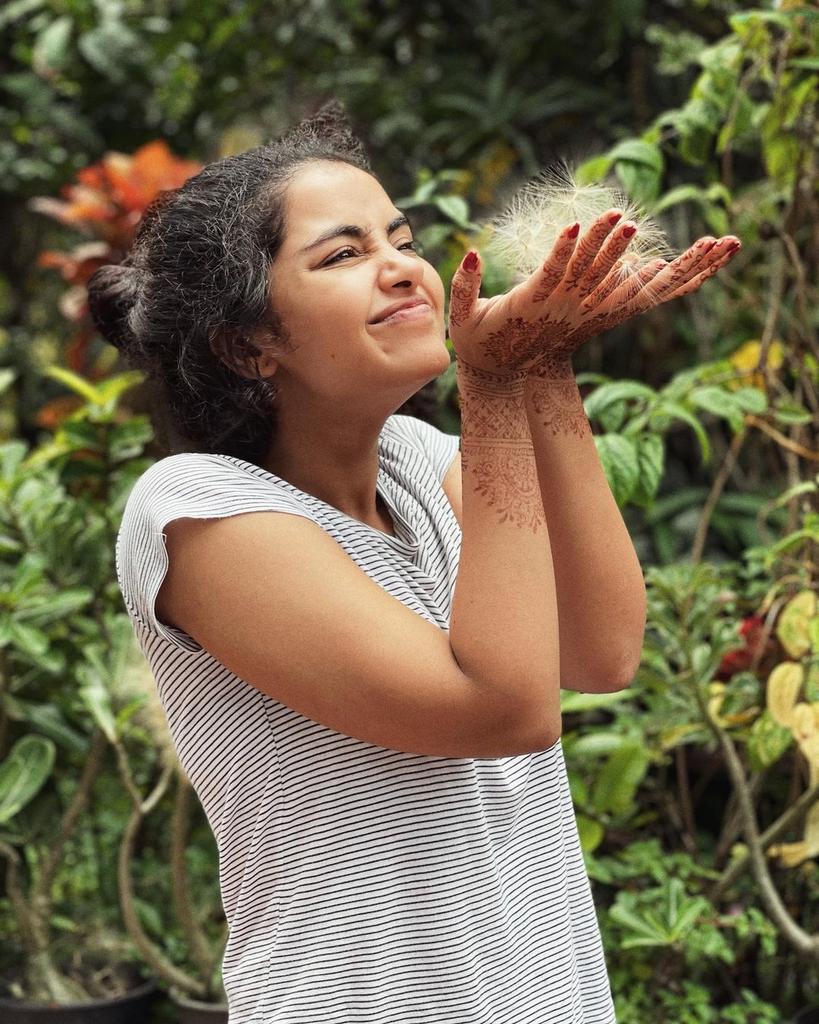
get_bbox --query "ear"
[210,325,279,381]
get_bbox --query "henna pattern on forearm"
[456,360,546,534]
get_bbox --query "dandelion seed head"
[480,158,678,281]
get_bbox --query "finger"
[530,222,580,303]
[606,259,668,318]
[448,250,482,331]
[581,257,635,311]
[562,209,625,294]
[581,220,638,299]
[624,237,739,314]
[660,239,742,303]
[581,260,669,338]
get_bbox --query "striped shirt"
[115,412,617,1023]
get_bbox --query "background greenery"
[0,0,817,1020]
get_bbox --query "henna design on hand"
[448,277,476,329]
[562,213,623,294]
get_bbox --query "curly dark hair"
[87,98,386,465]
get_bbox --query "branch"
[710,777,819,903]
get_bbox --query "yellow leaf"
[768,841,810,868]
[776,590,818,658]
[728,339,784,391]
[767,662,805,726]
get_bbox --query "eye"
[323,240,421,266]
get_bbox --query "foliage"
[1,0,818,1019]
[0,374,227,1003]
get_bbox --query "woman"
[90,99,740,1023]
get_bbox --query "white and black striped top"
[115,412,616,1024]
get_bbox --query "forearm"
[524,359,647,691]
[448,359,562,743]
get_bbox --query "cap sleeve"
[388,414,461,484]
[115,453,317,653]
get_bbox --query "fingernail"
[727,242,741,253]
[463,250,479,272]
[609,213,623,226]
[622,224,637,238]
[568,223,580,238]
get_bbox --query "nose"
[377,243,425,290]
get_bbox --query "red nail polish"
[463,250,478,272]
[568,223,580,238]
[609,213,623,226]
[622,224,637,238]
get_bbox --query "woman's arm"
[522,369,646,692]
[440,393,646,695]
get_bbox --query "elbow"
[607,652,641,691]
[575,643,644,693]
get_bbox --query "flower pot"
[0,978,159,1023]
[168,988,229,1024]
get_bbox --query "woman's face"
[264,160,450,407]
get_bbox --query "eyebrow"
[299,214,412,254]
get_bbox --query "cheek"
[423,263,446,310]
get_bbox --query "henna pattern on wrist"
[526,360,590,438]
[456,361,546,533]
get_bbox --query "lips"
[370,297,430,324]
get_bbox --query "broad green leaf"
[747,710,793,772]
[32,16,73,73]
[730,387,768,414]
[594,434,640,506]
[584,381,656,422]
[689,386,745,432]
[649,401,711,463]
[560,690,633,713]
[592,742,651,815]
[576,815,604,854]
[566,732,627,758]
[0,735,56,825]
[433,195,473,229]
[607,138,664,173]
[630,434,665,507]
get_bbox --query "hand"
[447,209,742,379]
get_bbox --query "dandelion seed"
[480,158,679,288]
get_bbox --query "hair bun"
[86,263,141,352]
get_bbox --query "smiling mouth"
[371,302,433,325]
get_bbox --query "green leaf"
[730,387,768,414]
[592,742,651,815]
[43,366,100,405]
[594,434,640,506]
[772,400,812,425]
[584,381,656,422]
[630,434,665,507]
[576,815,604,854]
[566,732,628,758]
[649,401,711,463]
[433,195,474,229]
[607,138,664,174]
[747,710,793,772]
[0,735,56,825]
[560,690,633,713]
[32,15,73,73]
[689,386,745,432]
